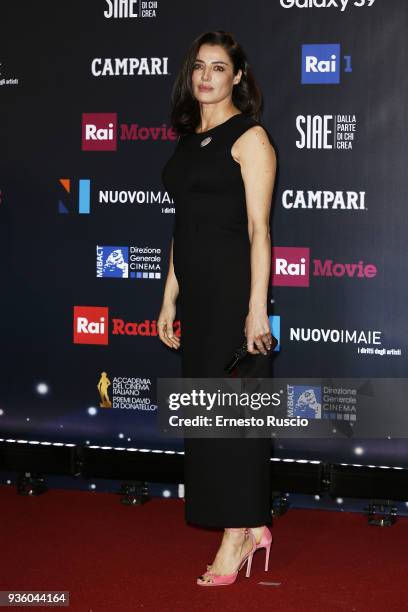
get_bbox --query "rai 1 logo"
[73,306,109,345]
[301,44,352,85]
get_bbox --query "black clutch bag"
[224,335,278,376]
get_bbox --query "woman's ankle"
[248,525,264,543]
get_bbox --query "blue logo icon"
[58,178,91,214]
[292,385,322,419]
[301,44,349,84]
[268,315,280,351]
[96,246,129,278]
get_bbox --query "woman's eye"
[192,63,224,71]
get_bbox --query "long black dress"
[161,112,273,528]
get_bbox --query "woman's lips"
[198,85,213,92]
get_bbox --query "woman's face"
[191,43,242,105]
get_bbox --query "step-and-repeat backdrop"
[1,0,407,475]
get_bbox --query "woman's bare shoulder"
[232,124,276,164]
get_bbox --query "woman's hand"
[157,300,180,350]
[244,307,272,355]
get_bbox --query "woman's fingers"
[254,337,266,354]
[262,331,273,350]
[246,337,260,354]
[247,332,272,355]
[159,320,180,349]
[166,331,180,349]
[157,321,170,347]
[165,322,180,349]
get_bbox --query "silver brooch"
[200,136,212,147]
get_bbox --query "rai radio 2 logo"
[73,306,109,345]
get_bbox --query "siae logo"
[301,44,352,85]
[58,178,91,214]
[295,114,357,150]
[104,0,138,18]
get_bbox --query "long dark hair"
[170,30,263,135]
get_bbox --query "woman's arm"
[157,236,181,350]
[232,125,277,354]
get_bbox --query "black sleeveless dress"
[162,112,273,528]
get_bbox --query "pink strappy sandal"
[197,527,256,586]
[206,525,273,573]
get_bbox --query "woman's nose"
[201,67,212,81]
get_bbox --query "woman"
[158,30,277,586]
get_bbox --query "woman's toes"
[197,574,212,584]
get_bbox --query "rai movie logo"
[82,112,117,151]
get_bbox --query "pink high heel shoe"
[206,525,273,573]
[197,527,256,586]
[249,525,273,571]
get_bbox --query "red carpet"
[1,484,406,611]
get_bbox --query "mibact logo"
[288,385,322,419]
[74,306,109,345]
[272,247,310,287]
[96,246,129,278]
[301,44,352,84]
[82,113,117,151]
